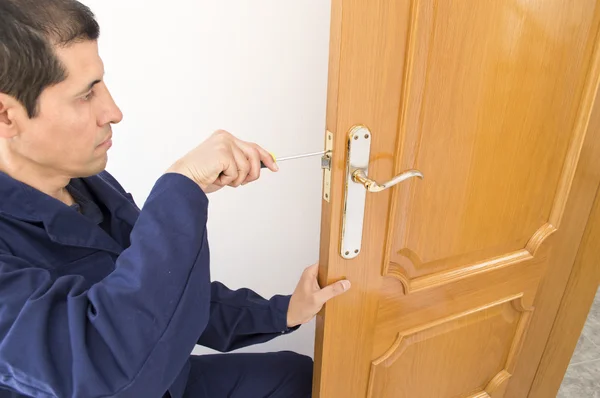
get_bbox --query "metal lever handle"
[340,125,424,259]
[352,169,424,192]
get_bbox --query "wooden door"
[314,1,600,397]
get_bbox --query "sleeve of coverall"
[196,282,300,352]
[0,173,211,398]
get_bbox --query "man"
[0,1,351,397]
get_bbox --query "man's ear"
[0,93,21,139]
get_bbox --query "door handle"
[340,126,424,259]
[352,169,424,193]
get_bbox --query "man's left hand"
[286,263,351,328]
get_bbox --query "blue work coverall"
[0,171,311,397]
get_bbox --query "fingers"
[305,263,319,278]
[305,263,321,291]
[235,140,278,186]
[257,146,278,172]
[230,145,251,187]
[199,130,278,190]
[214,139,247,187]
[237,142,263,185]
[314,279,351,305]
[286,264,351,328]
[214,144,239,187]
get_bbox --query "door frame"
[523,39,600,396]
[530,173,600,396]
[531,186,600,397]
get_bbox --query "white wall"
[79,1,331,358]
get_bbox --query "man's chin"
[78,157,108,178]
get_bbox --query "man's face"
[11,40,123,178]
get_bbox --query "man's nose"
[98,86,123,126]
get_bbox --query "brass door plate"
[322,131,334,202]
[340,126,371,259]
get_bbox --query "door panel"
[391,0,596,280]
[315,0,600,397]
[368,296,527,398]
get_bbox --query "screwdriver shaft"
[260,150,329,169]
[276,151,327,162]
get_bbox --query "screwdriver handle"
[260,152,277,169]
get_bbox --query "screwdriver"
[260,150,328,168]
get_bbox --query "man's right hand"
[167,130,279,193]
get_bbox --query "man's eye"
[82,91,95,101]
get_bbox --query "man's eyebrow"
[76,79,102,96]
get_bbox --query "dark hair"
[0,0,100,118]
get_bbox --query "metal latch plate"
[322,131,334,202]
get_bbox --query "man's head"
[0,0,122,181]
